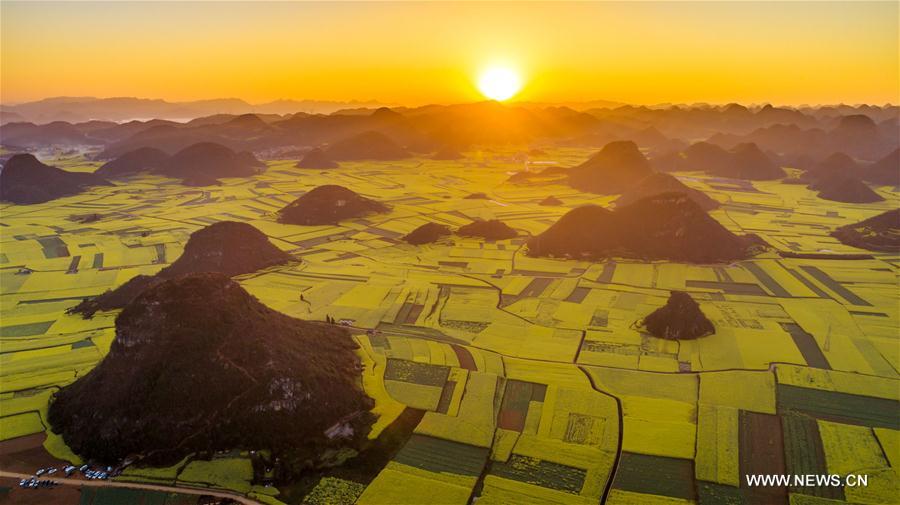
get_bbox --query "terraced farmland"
[1,148,898,504]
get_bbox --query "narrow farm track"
[578,366,624,505]
[0,470,265,505]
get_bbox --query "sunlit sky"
[2,1,898,106]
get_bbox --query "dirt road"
[0,470,265,505]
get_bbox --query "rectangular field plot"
[490,454,587,494]
[498,380,543,432]
[779,323,831,370]
[781,413,843,500]
[738,411,787,504]
[612,452,696,501]
[777,384,900,430]
[384,358,450,386]
[394,433,489,477]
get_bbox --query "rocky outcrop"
[0,154,111,204]
[278,185,389,225]
[50,273,374,471]
[642,291,715,340]
[527,192,757,263]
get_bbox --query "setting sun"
[477,67,522,101]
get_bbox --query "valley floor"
[1,149,897,504]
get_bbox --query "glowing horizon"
[1,1,898,107]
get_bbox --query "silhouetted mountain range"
[2,96,391,123]
[653,141,785,180]
[1,101,895,169]
[324,131,410,161]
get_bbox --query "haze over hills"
[3,100,896,168]
[0,96,392,123]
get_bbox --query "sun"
[477,67,522,101]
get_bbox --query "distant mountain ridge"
[1,96,393,123]
[2,100,896,166]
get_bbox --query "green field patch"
[848,310,889,317]
[71,339,96,349]
[742,262,791,297]
[799,266,870,306]
[612,452,696,500]
[37,236,69,258]
[786,268,832,299]
[438,260,469,268]
[393,302,425,325]
[394,433,489,476]
[178,457,254,493]
[685,280,767,296]
[779,323,830,370]
[851,338,897,377]
[17,295,92,305]
[509,269,565,277]
[301,476,365,505]
[66,255,81,274]
[777,384,900,430]
[369,333,390,350]
[498,380,533,431]
[88,487,147,505]
[501,277,553,306]
[153,243,167,264]
[713,267,734,282]
[0,320,55,337]
[589,309,609,327]
[596,261,616,283]
[565,286,590,303]
[582,341,640,356]
[738,411,787,504]
[376,323,468,345]
[440,320,490,333]
[436,380,456,414]
[0,412,45,441]
[781,413,843,500]
[490,454,587,494]
[696,481,744,505]
[384,358,450,387]
[563,413,606,445]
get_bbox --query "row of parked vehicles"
[18,464,113,489]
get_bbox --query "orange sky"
[2,1,898,106]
